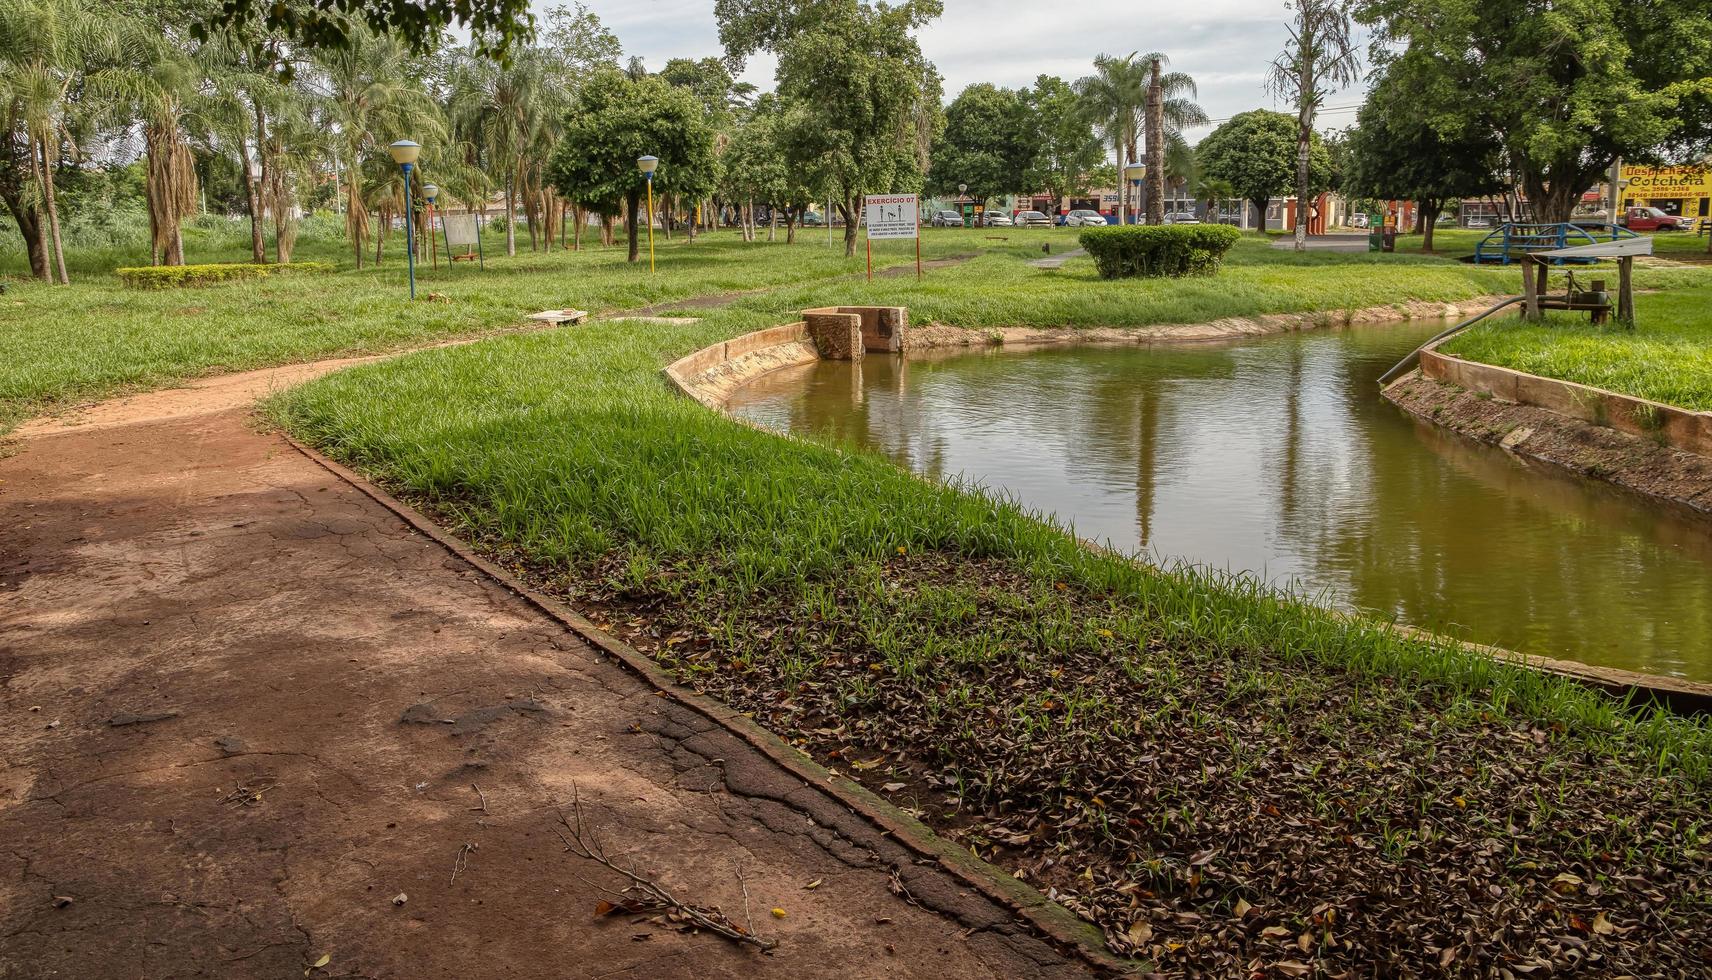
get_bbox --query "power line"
[1196,102,1365,127]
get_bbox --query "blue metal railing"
[1472,222,1638,265]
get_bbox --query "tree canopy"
[1344,57,1503,249]
[1196,109,1330,223]
[545,69,716,261]
[763,0,942,255]
[1357,0,1712,222]
[926,83,1030,205]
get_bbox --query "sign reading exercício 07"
[864,194,919,239]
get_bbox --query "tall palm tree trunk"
[504,178,517,256]
[1145,60,1165,226]
[34,137,69,284]
[247,101,268,262]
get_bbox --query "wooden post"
[1535,256,1549,315]
[1617,256,1635,328]
[1521,253,1539,320]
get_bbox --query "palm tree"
[1078,52,1207,224]
[0,0,110,283]
[1074,54,1146,223]
[446,45,549,256]
[1142,54,1208,224]
[311,28,442,269]
[92,19,205,266]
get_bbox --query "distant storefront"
[1620,163,1712,219]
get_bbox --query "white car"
[981,211,1013,227]
[1164,212,1201,225]
[1063,209,1109,227]
[1012,210,1053,228]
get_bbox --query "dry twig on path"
[555,783,778,952]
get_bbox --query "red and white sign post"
[864,193,921,281]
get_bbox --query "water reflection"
[727,324,1712,679]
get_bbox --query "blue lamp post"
[389,139,422,298]
[637,155,659,273]
[1124,161,1146,224]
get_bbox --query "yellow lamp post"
[637,155,659,273]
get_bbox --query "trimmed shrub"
[116,261,335,290]
[1077,224,1243,279]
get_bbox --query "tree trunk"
[348,174,363,270]
[245,100,267,263]
[1114,134,1128,225]
[625,189,641,262]
[786,212,797,244]
[1293,40,1313,252]
[0,130,50,279]
[504,179,517,256]
[35,138,69,284]
[1145,59,1165,226]
[1420,199,1441,252]
[839,197,858,256]
[769,205,777,242]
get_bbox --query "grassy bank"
[0,228,985,432]
[1440,286,1712,410]
[271,285,1712,971]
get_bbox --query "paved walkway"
[0,360,1087,978]
[1028,248,1086,269]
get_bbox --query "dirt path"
[0,361,1089,977]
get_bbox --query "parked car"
[930,209,965,228]
[1163,212,1200,225]
[981,210,1013,227]
[1620,206,1693,232]
[1012,209,1053,228]
[801,211,825,226]
[1063,209,1108,227]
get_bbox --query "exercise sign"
[864,194,919,239]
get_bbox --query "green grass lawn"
[11,219,1711,433]
[268,292,1712,971]
[10,218,1711,967]
[0,226,981,431]
[1439,286,1712,409]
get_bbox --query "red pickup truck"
[1620,206,1694,231]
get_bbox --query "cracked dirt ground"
[0,365,1088,978]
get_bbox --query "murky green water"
[726,322,1712,680]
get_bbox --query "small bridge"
[1471,222,1639,265]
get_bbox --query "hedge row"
[1076,224,1243,279]
[116,261,334,290]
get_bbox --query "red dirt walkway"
[0,368,1088,978]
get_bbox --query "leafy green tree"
[1021,74,1102,208]
[1197,109,1329,230]
[762,0,942,256]
[1357,0,1712,223]
[1344,60,1502,251]
[204,0,532,61]
[545,68,716,262]
[926,83,1030,207]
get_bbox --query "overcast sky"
[543,0,1374,145]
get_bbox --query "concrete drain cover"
[526,309,590,324]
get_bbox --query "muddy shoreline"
[1384,373,1712,516]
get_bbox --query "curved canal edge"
[663,294,1515,406]
[669,308,1712,715]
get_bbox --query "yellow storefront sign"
[1620,164,1712,217]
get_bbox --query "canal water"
[726,321,1712,681]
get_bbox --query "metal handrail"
[1376,296,1526,386]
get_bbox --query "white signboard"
[864,194,919,240]
[442,213,480,248]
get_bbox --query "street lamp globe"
[388,140,422,166]
[637,155,659,176]
[1123,161,1146,182]
[422,183,438,203]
